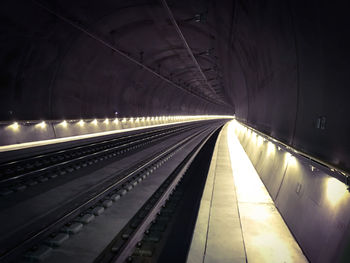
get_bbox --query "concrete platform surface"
[187,121,308,263]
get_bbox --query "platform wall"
[232,122,350,263]
[0,116,232,146]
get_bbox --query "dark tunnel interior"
[1,0,349,171]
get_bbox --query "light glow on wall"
[78,120,84,127]
[285,152,297,167]
[36,121,46,129]
[9,122,19,131]
[251,133,257,144]
[2,116,234,148]
[267,141,275,156]
[233,119,349,205]
[247,129,251,137]
[326,177,348,207]
[257,135,264,147]
[60,120,68,128]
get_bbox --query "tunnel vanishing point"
[1,1,350,263]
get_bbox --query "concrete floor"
[187,121,308,263]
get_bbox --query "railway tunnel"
[0,0,350,262]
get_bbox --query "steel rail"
[108,125,220,263]
[0,123,197,185]
[0,121,196,169]
[0,124,210,263]
[0,126,169,168]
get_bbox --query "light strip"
[233,119,349,188]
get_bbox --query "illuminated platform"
[0,116,233,152]
[0,119,188,153]
[187,121,308,263]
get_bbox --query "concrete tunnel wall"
[229,1,350,174]
[233,122,350,263]
[1,1,350,261]
[0,1,349,192]
[0,0,230,122]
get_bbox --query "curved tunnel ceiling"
[1,1,350,171]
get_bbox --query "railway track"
[0,119,228,262]
[96,124,221,263]
[0,121,203,194]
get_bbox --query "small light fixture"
[10,122,19,131]
[60,120,68,128]
[104,118,109,124]
[113,118,119,124]
[92,119,98,125]
[38,121,46,129]
[78,120,84,127]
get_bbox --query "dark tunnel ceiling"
[1,1,350,171]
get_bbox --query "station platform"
[0,121,187,153]
[187,121,308,263]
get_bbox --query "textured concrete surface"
[227,121,308,263]
[0,128,202,255]
[44,125,214,262]
[187,122,308,263]
[233,120,350,263]
[187,123,246,263]
[1,0,349,172]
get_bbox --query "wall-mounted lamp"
[78,120,84,127]
[9,122,19,131]
[40,121,46,129]
[60,120,68,128]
